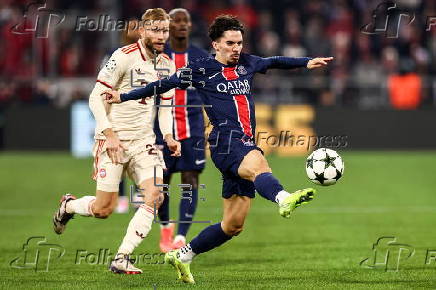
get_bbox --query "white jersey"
[89,40,176,141]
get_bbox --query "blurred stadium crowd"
[0,0,434,109]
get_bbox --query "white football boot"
[109,254,143,274]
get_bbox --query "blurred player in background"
[52,8,180,274]
[155,8,209,253]
[105,15,332,283]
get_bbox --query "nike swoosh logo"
[208,72,220,79]
[195,159,206,165]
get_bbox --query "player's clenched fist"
[103,128,125,164]
[164,134,181,157]
[102,90,122,104]
[306,57,334,69]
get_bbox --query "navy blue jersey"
[123,53,311,143]
[154,44,209,143]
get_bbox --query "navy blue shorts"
[161,136,206,175]
[210,137,263,199]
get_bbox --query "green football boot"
[165,250,195,284]
[279,188,316,218]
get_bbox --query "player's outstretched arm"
[306,57,334,69]
[104,76,180,104]
[256,56,333,72]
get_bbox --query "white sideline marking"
[257,206,436,214]
[0,209,41,216]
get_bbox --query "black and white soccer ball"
[306,148,344,186]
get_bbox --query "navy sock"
[190,223,232,254]
[158,192,170,226]
[177,188,198,236]
[118,180,125,196]
[253,172,284,203]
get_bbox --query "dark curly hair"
[208,15,244,41]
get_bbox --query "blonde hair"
[141,8,170,23]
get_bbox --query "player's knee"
[228,224,244,236]
[222,222,244,236]
[254,166,272,179]
[241,165,272,182]
[181,171,199,188]
[93,206,113,219]
[144,190,163,209]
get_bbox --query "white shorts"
[92,138,164,192]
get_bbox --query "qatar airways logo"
[216,79,250,95]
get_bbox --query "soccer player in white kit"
[52,8,180,274]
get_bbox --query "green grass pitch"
[1,151,436,289]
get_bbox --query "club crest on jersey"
[237,65,247,75]
[105,59,116,72]
[99,168,106,178]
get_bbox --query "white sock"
[174,235,186,243]
[117,204,155,255]
[66,196,96,216]
[179,243,196,264]
[275,190,291,204]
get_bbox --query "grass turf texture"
[1,151,436,289]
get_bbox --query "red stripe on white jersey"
[172,52,190,140]
[161,53,170,60]
[92,140,105,180]
[233,95,252,137]
[96,79,113,89]
[124,47,139,54]
[121,43,136,52]
[222,66,239,80]
[137,42,146,61]
[121,43,138,54]
[140,204,155,215]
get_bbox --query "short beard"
[227,58,238,65]
[144,38,162,54]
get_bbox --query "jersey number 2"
[146,144,157,155]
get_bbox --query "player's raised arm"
[253,55,333,73]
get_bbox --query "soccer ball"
[306,148,344,186]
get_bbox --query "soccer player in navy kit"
[105,15,333,284]
[154,8,210,252]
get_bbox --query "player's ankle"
[174,235,186,243]
[275,190,291,204]
[178,243,195,263]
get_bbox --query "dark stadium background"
[1,1,435,289]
